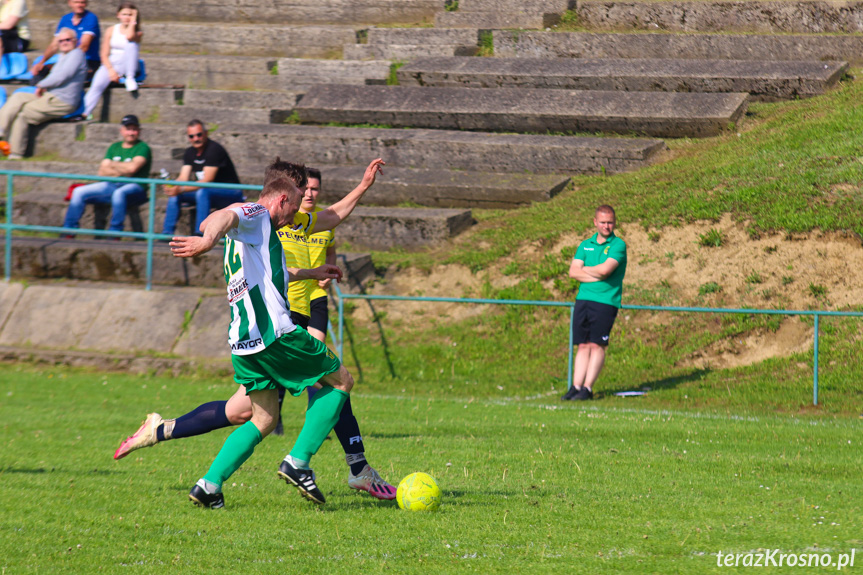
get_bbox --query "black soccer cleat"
[278,459,325,504]
[189,484,225,509]
[561,386,582,401]
[575,387,594,401]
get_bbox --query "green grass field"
[1,363,860,574]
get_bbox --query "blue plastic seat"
[0,53,30,80]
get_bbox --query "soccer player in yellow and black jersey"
[276,166,396,500]
[113,158,397,501]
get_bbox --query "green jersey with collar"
[573,232,627,308]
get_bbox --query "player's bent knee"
[328,367,354,394]
[227,410,252,425]
[252,413,277,437]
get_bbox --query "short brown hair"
[264,156,307,189]
[259,175,299,202]
[595,204,616,218]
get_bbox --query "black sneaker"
[575,387,594,401]
[189,484,225,509]
[561,386,582,401]
[278,459,325,504]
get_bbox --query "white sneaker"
[348,464,397,500]
[125,76,138,91]
[114,413,162,459]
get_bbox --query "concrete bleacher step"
[275,59,392,85]
[308,166,571,209]
[2,159,570,210]
[127,55,390,91]
[95,88,303,126]
[367,27,483,46]
[0,236,374,289]
[574,0,863,34]
[33,122,666,175]
[339,207,475,250]
[28,20,360,59]
[344,27,481,59]
[10,185,474,250]
[398,57,848,101]
[493,31,863,66]
[138,55,281,91]
[142,24,356,59]
[434,11,558,29]
[34,0,445,26]
[435,0,568,29]
[344,44,479,60]
[295,84,749,138]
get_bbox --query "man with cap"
[61,114,152,236]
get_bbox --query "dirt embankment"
[355,215,862,368]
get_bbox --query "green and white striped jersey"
[223,203,317,356]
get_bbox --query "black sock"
[157,400,230,441]
[274,387,287,435]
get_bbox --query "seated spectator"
[61,114,152,235]
[82,2,142,119]
[0,0,31,58]
[0,28,87,159]
[161,120,243,236]
[29,0,100,83]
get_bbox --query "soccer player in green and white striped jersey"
[169,159,385,508]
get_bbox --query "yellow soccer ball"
[396,472,441,512]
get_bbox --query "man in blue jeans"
[61,114,151,235]
[161,119,243,236]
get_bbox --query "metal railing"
[2,169,857,406]
[332,285,863,406]
[1,169,262,290]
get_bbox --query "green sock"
[290,387,349,463]
[203,421,263,489]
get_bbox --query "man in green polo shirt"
[61,114,152,235]
[562,204,627,401]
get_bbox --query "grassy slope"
[343,76,863,416]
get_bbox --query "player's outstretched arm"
[287,264,343,284]
[316,158,385,232]
[170,209,240,258]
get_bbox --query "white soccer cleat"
[348,464,397,500]
[114,413,163,460]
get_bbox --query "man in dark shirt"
[161,119,243,235]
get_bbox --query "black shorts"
[290,297,329,334]
[290,310,310,331]
[308,296,329,333]
[572,300,618,346]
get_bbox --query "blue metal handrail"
[1,169,262,290]
[332,285,863,406]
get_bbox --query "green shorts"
[231,327,341,396]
